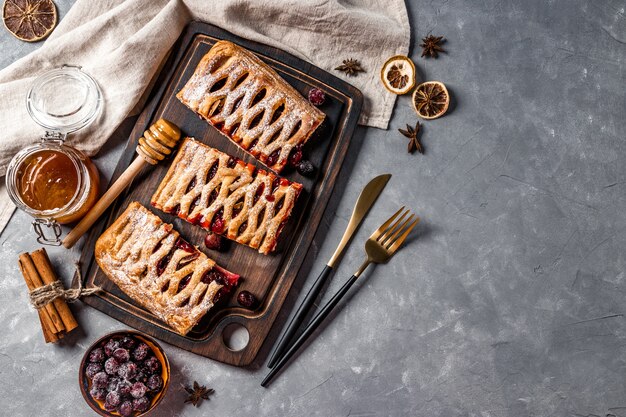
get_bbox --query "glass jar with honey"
[6,66,102,245]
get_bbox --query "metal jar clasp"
[32,218,62,245]
[41,131,67,143]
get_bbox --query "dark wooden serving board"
[76,21,362,366]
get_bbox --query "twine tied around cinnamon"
[19,250,96,343]
[18,248,89,343]
[29,265,101,309]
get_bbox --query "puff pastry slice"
[176,40,325,173]
[151,138,302,255]
[95,202,240,336]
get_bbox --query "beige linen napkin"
[0,0,410,233]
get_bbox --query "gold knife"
[267,173,391,368]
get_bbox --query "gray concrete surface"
[1,0,626,416]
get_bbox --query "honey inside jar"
[16,149,80,211]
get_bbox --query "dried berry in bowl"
[79,331,170,417]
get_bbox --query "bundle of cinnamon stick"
[18,248,78,343]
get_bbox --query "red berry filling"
[185,178,196,193]
[253,183,265,204]
[210,208,225,234]
[156,252,172,276]
[206,161,218,182]
[266,148,281,166]
[174,237,195,253]
[200,266,240,303]
[215,265,240,286]
[288,145,303,166]
[232,200,244,218]
[177,273,192,292]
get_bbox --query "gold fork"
[261,207,419,387]
[352,206,419,278]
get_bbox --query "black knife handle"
[261,274,359,387]
[267,265,334,368]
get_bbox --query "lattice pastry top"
[176,40,325,173]
[151,138,302,255]
[95,202,240,336]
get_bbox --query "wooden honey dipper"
[62,119,181,249]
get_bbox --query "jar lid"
[26,66,102,134]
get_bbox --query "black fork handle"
[267,265,334,368]
[261,273,359,387]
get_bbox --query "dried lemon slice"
[381,55,416,95]
[3,0,57,42]
[412,81,450,119]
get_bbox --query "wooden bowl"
[79,330,170,416]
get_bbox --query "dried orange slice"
[412,81,450,119]
[381,55,416,95]
[3,0,57,42]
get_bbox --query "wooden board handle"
[62,156,147,249]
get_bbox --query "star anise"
[335,59,365,76]
[420,35,446,58]
[398,121,423,154]
[183,381,214,407]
